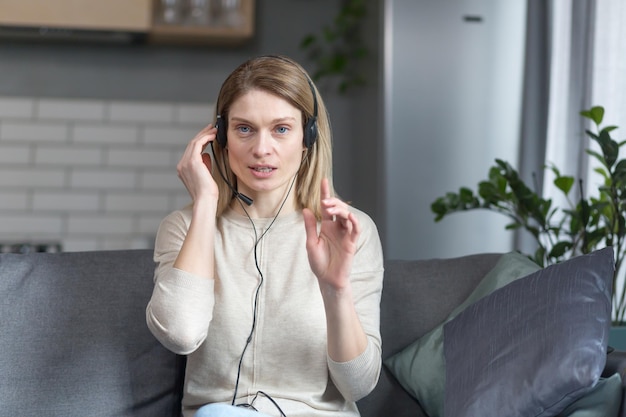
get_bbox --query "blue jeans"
[195,403,272,417]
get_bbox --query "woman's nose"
[252,130,272,155]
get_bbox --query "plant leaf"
[580,106,604,125]
[549,241,572,258]
[554,176,575,195]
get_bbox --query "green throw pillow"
[559,373,622,417]
[384,251,540,417]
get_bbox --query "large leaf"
[613,160,626,184]
[597,129,619,168]
[549,241,572,258]
[554,176,575,195]
[580,106,604,125]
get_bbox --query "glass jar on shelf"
[160,0,183,24]
[187,0,211,26]
[216,0,243,27]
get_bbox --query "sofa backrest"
[0,249,503,417]
[357,253,502,417]
[0,249,184,417]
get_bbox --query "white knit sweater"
[146,206,384,417]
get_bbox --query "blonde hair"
[212,55,333,219]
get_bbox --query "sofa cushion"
[384,251,540,417]
[443,247,614,417]
[358,253,502,417]
[0,250,184,417]
[379,253,503,358]
[558,373,622,417]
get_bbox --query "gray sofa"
[0,249,624,417]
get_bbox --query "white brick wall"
[0,96,213,252]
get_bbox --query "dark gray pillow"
[0,250,184,417]
[443,247,614,417]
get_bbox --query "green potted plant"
[299,0,368,94]
[431,106,626,341]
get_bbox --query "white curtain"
[591,0,626,127]
[537,0,626,317]
[588,0,626,190]
[542,0,626,203]
[588,0,626,314]
[544,0,575,194]
[542,0,594,207]
[516,0,594,254]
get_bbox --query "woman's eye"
[236,126,251,134]
[276,126,289,134]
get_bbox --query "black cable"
[229,166,301,416]
[210,140,309,416]
[237,391,287,417]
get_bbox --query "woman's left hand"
[303,178,360,290]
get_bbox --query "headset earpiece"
[215,114,227,148]
[303,115,318,149]
[303,78,319,149]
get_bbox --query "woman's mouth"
[250,165,275,177]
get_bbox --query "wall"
[0,0,386,252]
[2,0,532,260]
[0,1,341,102]
[0,95,208,251]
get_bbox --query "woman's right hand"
[172,124,219,277]
[176,124,220,204]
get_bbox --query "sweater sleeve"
[327,210,385,401]
[146,209,215,355]
[327,339,381,402]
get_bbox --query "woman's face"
[225,89,306,205]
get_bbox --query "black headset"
[214,57,319,150]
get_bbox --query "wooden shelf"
[0,0,254,46]
[148,0,255,46]
[0,0,152,31]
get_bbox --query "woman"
[146,55,384,417]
